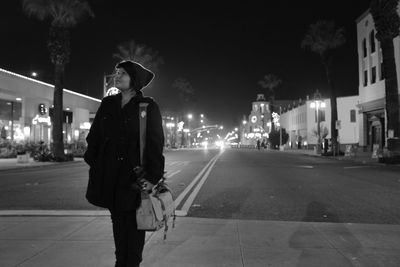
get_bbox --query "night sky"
[1,1,370,129]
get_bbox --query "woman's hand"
[140,179,154,192]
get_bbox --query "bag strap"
[139,102,149,165]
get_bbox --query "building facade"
[240,94,271,145]
[279,96,361,150]
[0,68,101,146]
[356,9,400,151]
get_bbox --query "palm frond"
[22,0,52,21]
[22,0,93,27]
[301,20,346,57]
[113,39,164,72]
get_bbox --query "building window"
[0,99,23,141]
[364,70,368,86]
[315,110,325,122]
[371,66,376,84]
[362,38,367,58]
[370,30,375,53]
[350,109,356,123]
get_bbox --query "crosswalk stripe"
[165,170,181,178]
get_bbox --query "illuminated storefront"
[0,67,101,145]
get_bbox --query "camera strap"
[139,102,149,166]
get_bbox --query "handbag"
[135,102,176,240]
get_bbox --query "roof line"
[355,8,370,24]
[0,67,101,103]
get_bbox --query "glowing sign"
[32,115,51,125]
[79,122,91,130]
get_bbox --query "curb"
[0,159,84,172]
[0,210,109,216]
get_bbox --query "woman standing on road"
[84,60,165,266]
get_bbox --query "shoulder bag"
[135,102,176,240]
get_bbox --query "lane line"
[173,153,220,211]
[165,170,181,178]
[179,151,223,216]
[295,165,314,169]
[343,166,374,169]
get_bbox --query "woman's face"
[114,67,132,91]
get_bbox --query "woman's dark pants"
[110,210,146,267]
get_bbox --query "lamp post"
[310,90,326,154]
[279,106,282,149]
[187,114,193,147]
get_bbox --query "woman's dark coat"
[84,92,165,210]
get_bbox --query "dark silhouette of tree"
[302,20,346,155]
[113,40,164,73]
[258,74,282,131]
[172,77,196,110]
[370,0,400,139]
[23,0,94,160]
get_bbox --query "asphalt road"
[1,148,400,225]
[187,149,400,225]
[0,149,218,210]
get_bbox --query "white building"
[240,94,271,145]
[356,9,400,151]
[279,95,361,150]
[0,67,101,145]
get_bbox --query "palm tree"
[172,77,196,147]
[301,20,346,155]
[22,0,94,160]
[258,74,282,131]
[370,0,400,139]
[113,40,164,73]
[172,77,196,110]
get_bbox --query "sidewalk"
[0,157,84,171]
[0,216,399,266]
[279,148,385,165]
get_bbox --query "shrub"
[268,128,289,149]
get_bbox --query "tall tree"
[301,20,346,155]
[23,0,93,160]
[258,74,282,131]
[172,77,196,147]
[113,40,164,73]
[370,0,400,139]
[172,77,196,110]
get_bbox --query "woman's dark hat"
[115,60,154,91]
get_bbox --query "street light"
[310,90,326,154]
[187,114,193,147]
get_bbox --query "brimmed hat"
[115,60,154,91]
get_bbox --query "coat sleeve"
[84,100,104,167]
[143,100,165,184]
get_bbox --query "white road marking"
[165,170,181,178]
[166,161,189,167]
[179,152,223,215]
[295,165,314,169]
[343,166,374,169]
[174,153,221,213]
